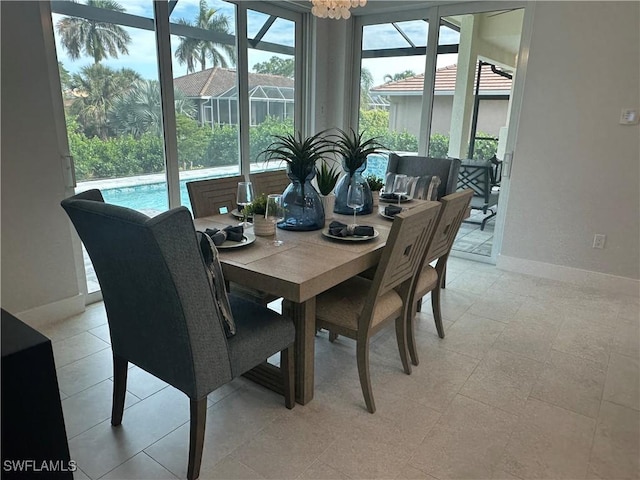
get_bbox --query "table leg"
[283,297,316,405]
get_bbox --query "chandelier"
[310,0,367,19]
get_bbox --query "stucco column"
[447,15,479,159]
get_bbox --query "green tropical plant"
[174,0,236,73]
[332,128,386,176]
[316,161,340,195]
[253,56,295,78]
[243,193,268,217]
[383,70,416,83]
[56,0,131,64]
[365,174,384,192]
[260,131,334,181]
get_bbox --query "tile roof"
[174,67,294,97]
[370,63,512,95]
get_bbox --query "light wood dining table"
[194,201,425,405]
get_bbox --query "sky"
[52,0,459,87]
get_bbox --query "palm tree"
[109,80,196,137]
[174,0,236,73]
[56,0,131,64]
[383,70,416,83]
[69,64,141,138]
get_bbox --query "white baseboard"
[14,294,86,329]
[497,255,640,297]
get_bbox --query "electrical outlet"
[593,234,606,249]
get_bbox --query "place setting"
[378,173,412,204]
[322,183,379,242]
[202,225,256,249]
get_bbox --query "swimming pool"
[97,154,390,214]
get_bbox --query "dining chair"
[386,153,461,200]
[406,189,473,366]
[315,202,441,413]
[187,174,244,218]
[251,169,290,196]
[187,174,278,306]
[61,189,295,480]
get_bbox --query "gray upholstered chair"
[61,189,295,480]
[406,189,473,366]
[386,153,462,200]
[315,202,441,413]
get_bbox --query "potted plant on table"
[260,131,334,231]
[316,161,340,221]
[365,174,384,207]
[243,193,274,237]
[330,128,386,215]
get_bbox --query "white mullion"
[153,0,180,208]
[418,5,440,156]
[236,2,250,178]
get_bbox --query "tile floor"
[452,210,496,257]
[43,258,639,480]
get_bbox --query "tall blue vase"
[278,166,325,231]
[333,159,373,215]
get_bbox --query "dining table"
[194,199,427,405]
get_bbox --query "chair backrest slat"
[251,169,290,197]
[387,153,461,200]
[425,189,474,264]
[187,175,244,218]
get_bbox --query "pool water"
[99,154,390,214]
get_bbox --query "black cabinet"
[1,309,73,479]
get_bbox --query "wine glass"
[392,174,408,206]
[236,181,254,229]
[347,182,364,226]
[265,194,285,246]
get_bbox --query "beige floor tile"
[39,304,107,343]
[68,386,190,479]
[459,349,545,415]
[434,288,480,323]
[510,298,569,326]
[200,455,264,480]
[100,452,178,479]
[552,316,613,368]
[493,317,560,363]
[530,349,606,418]
[88,324,111,344]
[617,296,640,321]
[146,384,286,479]
[52,331,110,369]
[56,348,114,396]
[72,467,90,480]
[611,319,640,359]
[124,366,169,400]
[410,310,455,339]
[466,293,527,323]
[499,398,595,479]
[395,464,439,479]
[62,379,139,439]
[589,401,640,480]
[603,353,640,411]
[318,433,414,479]
[409,395,518,479]
[298,459,350,480]
[446,270,502,295]
[440,313,506,359]
[490,274,544,298]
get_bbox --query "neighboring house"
[370,63,513,137]
[173,67,294,127]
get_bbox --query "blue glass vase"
[333,159,373,215]
[278,166,325,231]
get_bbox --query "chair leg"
[356,337,376,414]
[281,345,295,409]
[187,398,207,480]
[111,354,128,426]
[441,264,447,289]
[416,298,423,312]
[407,301,420,366]
[394,314,412,375]
[328,331,339,343]
[431,284,445,339]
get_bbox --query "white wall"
[1,1,83,322]
[500,1,640,284]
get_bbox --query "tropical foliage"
[253,56,295,78]
[56,0,131,64]
[174,0,236,73]
[259,131,334,181]
[331,128,386,175]
[316,161,340,195]
[383,70,416,83]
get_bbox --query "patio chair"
[186,175,244,218]
[386,153,461,200]
[406,189,473,366]
[315,202,441,413]
[457,156,502,230]
[61,189,295,480]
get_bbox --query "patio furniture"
[251,169,290,196]
[187,175,244,218]
[386,153,461,200]
[61,189,295,480]
[312,202,441,413]
[407,189,474,365]
[457,156,502,230]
